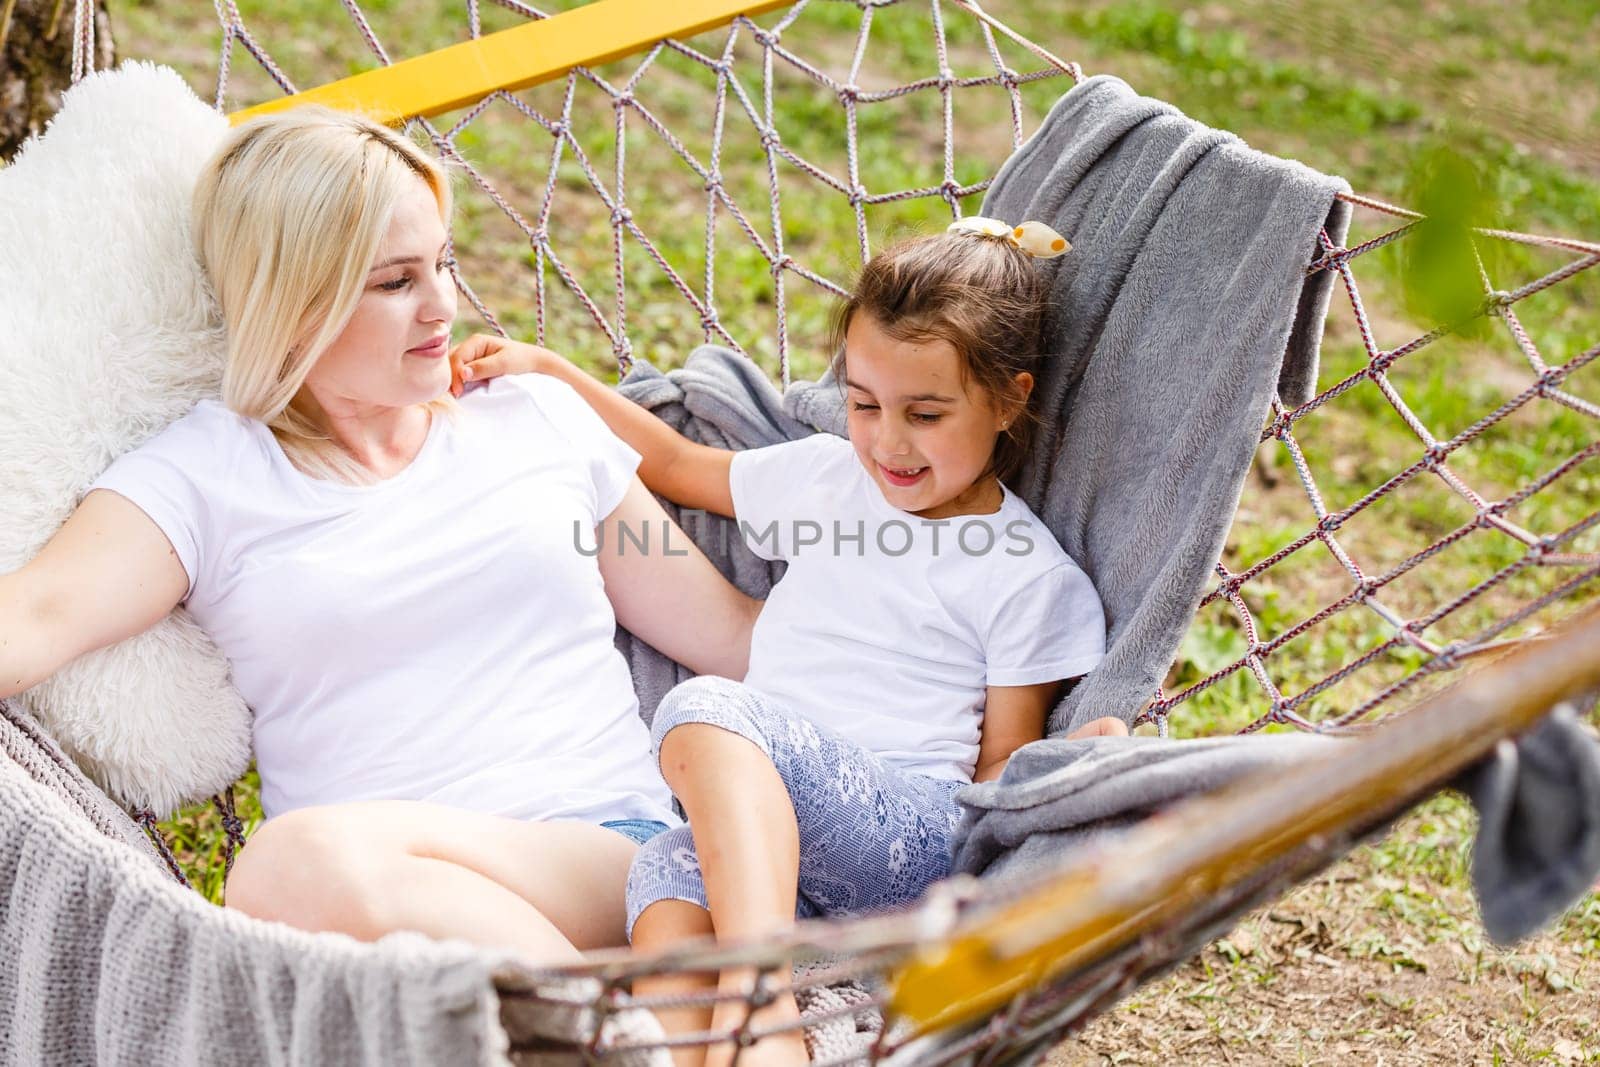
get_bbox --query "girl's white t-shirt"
[729,432,1106,783]
[88,374,677,826]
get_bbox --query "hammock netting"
[31,0,1600,1062]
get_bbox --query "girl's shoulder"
[728,432,857,536]
[770,430,852,458]
[993,489,1078,574]
[731,430,854,483]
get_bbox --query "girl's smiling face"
[842,312,1029,519]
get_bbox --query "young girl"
[454,218,1120,1065]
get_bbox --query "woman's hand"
[447,334,564,397]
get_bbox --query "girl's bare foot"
[704,969,809,1067]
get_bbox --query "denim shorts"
[600,818,674,846]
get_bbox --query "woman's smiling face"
[302,177,458,412]
[842,312,1021,520]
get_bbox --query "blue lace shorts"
[624,675,964,939]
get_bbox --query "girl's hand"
[448,334,564,397]
[1068,717,1128,739]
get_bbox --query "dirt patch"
[1048,801,1600,1064]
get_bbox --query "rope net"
[187,0,1600,742]
[78,0,1600,1059]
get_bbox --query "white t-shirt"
[730,432,1105,783]
[89,374,677,826]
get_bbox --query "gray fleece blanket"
[616,75,1600,944]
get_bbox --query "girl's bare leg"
[223,799,639,964]
[631,900,718,1067]
[656,723,810,1067]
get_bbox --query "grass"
[1059,796,1600,1064]
[105,0,1600,1054]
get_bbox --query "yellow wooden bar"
[888,601,1600,1033]
[230,0,796,126]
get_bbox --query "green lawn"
[115,3,1598,1019]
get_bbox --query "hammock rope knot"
[133,807,192,887]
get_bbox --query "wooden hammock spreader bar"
[228,0,795,126]
[890,601,1600,1033]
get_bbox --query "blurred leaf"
[1401,146,1497,340]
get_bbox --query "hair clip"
[947,216,1071,259]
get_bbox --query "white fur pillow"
[0,62,250,816]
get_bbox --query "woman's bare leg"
[223,800,639,964]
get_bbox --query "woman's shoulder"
[480,369,567,403]
[89,398,262,532]
[463,372,587,434]
[121,397,256,461]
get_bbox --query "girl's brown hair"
[827,230,1048,484]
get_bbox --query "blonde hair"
[192,106,458,485]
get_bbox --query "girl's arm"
[974,681,1127,783]
[452,335,736,518]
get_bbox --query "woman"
[0,107,759,964]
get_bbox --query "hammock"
[3,0,1598,1063]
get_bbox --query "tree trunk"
[0,0,115,162]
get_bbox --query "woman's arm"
[1,489,189,701]
[595,476,761,680]
[974,680,1127,782]
[452,335,736,518]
